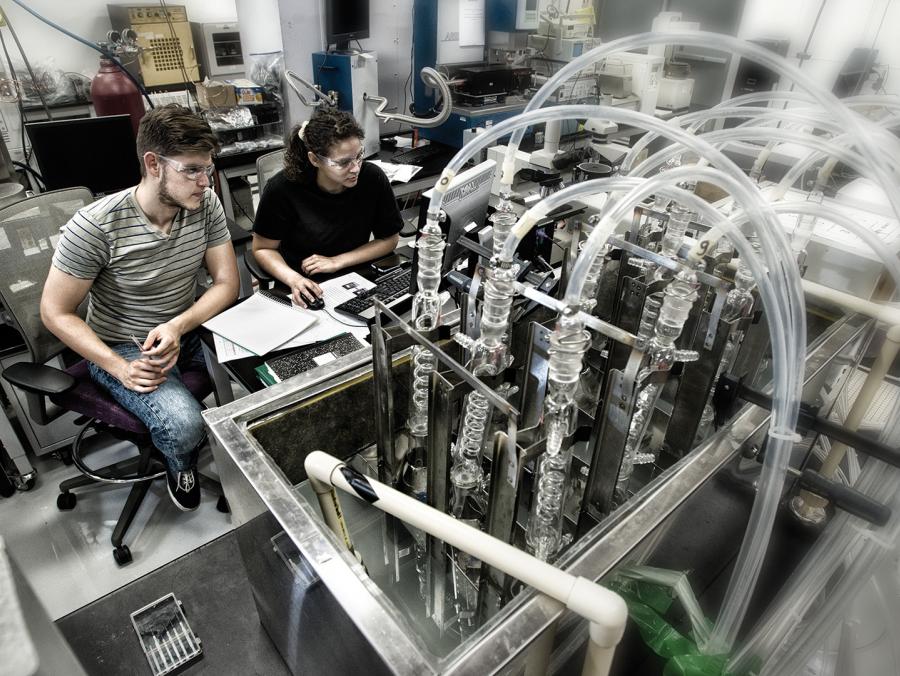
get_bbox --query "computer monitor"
[26,114,142,196]
[422,158,496,272]
[326,0,370,52]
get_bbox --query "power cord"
[12,160,43,189]
[159,0,198,109]
[323,306,364,327]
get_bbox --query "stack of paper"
[203,291,318,356]
[368,159,423,184]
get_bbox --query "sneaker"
[167,467,200,511]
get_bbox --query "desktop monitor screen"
[26,114,142,196]
[411,159,496,297]
[326,0,369,49]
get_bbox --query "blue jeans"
[88,333,207,472]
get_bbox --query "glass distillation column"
[615,269,700,503]
[651,203,696,283]
[575,239,612,411]
[407,217,446,444]
[447,203,518,637]
[525,309,591,561]
[450,205,518,517]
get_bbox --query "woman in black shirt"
[252,108,403,306]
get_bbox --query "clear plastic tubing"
[425,102,771,230]
[420,102,794,331]
[621,105,840,174]
[730,395,900,673]
[774,118,900,198]
[526,171,804,653]
[620,85,874,163]
[555,165,805,654]
[637,129,871,199]
[419,32,895,647]
[731,465,895,673]
[763,464,900,675]
[629,126,867,182]
[729,201,900,292]
[504,31,900,244]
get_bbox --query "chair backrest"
[255,149,285,197]
[0,187,95,364]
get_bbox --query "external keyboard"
[334,267,413,323]
[390,144,444,166]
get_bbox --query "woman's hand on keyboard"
[301,253,344,276]
[288,272,323,308]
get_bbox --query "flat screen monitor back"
[26,114,142,196]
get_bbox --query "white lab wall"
[276,0,326,128]
[0,1,237,80]
[739,0,898,94]
[235,0,283,74]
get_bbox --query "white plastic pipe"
[801,280,900,326]
[304,451,629,676]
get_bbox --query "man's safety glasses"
[157,154,216,181]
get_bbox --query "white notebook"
[203,290,318,357]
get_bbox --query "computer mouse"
[306,296,325,311]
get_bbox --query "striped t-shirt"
[52,186,231,343]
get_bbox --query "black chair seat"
[49,360,213,435]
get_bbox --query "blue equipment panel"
[312,52,354,112]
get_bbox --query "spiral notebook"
[202,289,318,357]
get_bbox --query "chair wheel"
[14,472,37,491]
[113,544,132,566]
[216,495,230,513]
[57,492,77,510]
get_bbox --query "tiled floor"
[0,436,236,620]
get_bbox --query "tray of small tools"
[130,593,202,675]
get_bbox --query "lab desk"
[200,257,417,401]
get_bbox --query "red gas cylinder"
[91,58,146,136]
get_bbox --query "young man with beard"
[41,104,239,511]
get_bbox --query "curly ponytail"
[283,108,364,182]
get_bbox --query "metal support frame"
[664,313,740,458]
